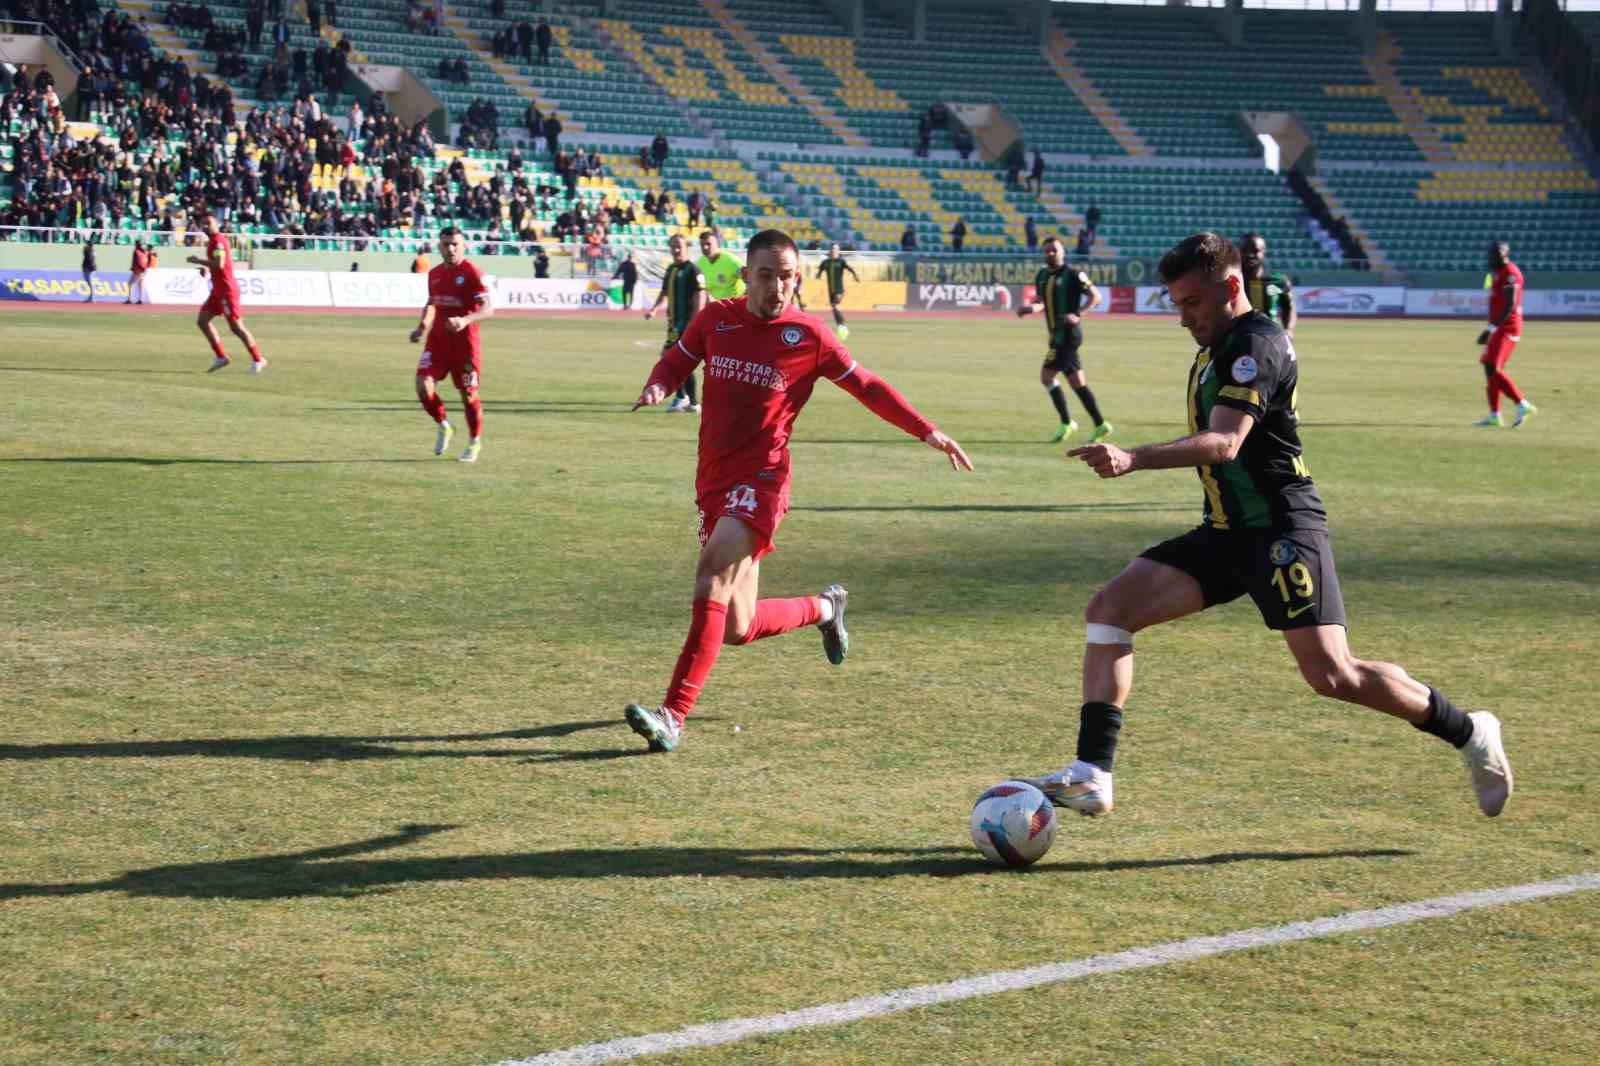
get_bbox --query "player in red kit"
[188,214,267,374]
[410,227,494,462]
[622,229,973,753]
[1473,240,1536,428]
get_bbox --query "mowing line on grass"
[494,871,1600,1066]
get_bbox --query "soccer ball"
[970,780,1058,868]
[837,324,850,340]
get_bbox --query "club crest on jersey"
[781,326,804,346]
[1269,539,1297,567]
[1231,355,1259,384]
[455,275,465,285]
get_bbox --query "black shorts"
[1042,325,1084,374]
[827,289,844,306]
[665,322,689,347]
[1140,524,1347,631]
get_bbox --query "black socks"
[1076,701,1123,771]
[1414,686,1474,749]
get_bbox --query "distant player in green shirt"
[1239,233,1296,337]
[697,230,745,300]
[815,242,861,338]
[1016,235,1112,442]
[644,234,706,412]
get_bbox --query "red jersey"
[677,297,856,496]
[426,259,490,354]
[205,231,236,292]
[1489,262,1523,334]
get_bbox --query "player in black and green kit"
[1017,231,1512,823]
[644,234,706,412]
[1016,236,1112,442]
[815,242,860,338]
[1240,233,1296,336]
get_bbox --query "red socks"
[247,343,265,364]
[420,392,447,423]
[731,596,822,645]
[663,599,727,721]
[661,596,824,720]
[1491,370,1523,406]
[464,394,483,438]
[208,336,228,360]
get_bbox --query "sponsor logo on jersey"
[715,320,743,332]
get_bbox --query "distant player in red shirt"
[188,213,267,374]
[1474,240,1536,428]
[410,226,494,462]
[622,228,973,753]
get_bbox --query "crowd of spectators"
[0,1,690,263]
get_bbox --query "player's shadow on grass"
[0,366,198,376]
[0,824,1415,901]
[311,401,624,414]
[1,457,437,466]
[793,503,1185,514]
[0,720,647,764]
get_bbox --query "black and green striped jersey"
[817,258,857,297]
[1186,311,1325,532]
[661,261,705,333]
[1243,271,1293,325]
[1034,265,1091,344]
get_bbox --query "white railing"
[0,19,85,72]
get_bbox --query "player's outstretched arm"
[1016,300,1040,318]
[1069,407,1254,479]
[632,343,698,411]
[834,365,972,471]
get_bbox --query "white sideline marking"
[492,871,1600,1066]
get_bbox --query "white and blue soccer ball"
[970,780,1058,868]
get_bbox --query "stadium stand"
[1317,166,1600,273]
[3,0,1600,278]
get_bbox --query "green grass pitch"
[2,307,1597,1064]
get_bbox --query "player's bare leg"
[626,517,759,751]
[226,316,268,372]
[627,516,843,751]
[1021,558,1204,816]
[416,374,453,455]
[198,311,232,371]
[1064,368,1112,441]
[1082,558,1205,707]
[1282,625,1511,815]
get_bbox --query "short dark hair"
[1239,232,1263,250]
[1159,231,1240,284]
[747,228,798,261]
[438,225,462,241]
[1489,239,1510,259]
[699,229,719,242]
[1041,235,1065,250]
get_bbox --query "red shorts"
[201,283,242,321]
[1481,328,1520,371]
[417,342,481,392]
[696,480,790,561]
